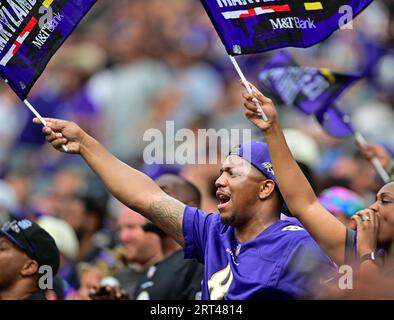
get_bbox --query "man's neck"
[161,237,182,258]
[0,282,37,300]
[140,251,164,270]
[235,211,279,243]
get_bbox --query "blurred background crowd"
[0,0,393,299]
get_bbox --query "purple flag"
[259,51,357,138]
[259,51,361,114]
[315,105,355,138]
[200,0,373,55]
[0,0,96,99]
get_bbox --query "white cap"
[100,276,120,288]
[283,129,320,168]
[37,216,79,261]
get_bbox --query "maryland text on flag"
[0,0,96,99]
[259,51,358,137]
[201,0,373,55]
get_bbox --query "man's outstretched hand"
[33,118,86,154]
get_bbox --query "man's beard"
[220,212,236,226]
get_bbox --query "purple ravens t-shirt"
[183,206,334,300]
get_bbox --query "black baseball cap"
[0,219,60,274]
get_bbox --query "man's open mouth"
[216,191,231,210]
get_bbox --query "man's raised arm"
[33,118,185,247]
[241,85,347,265]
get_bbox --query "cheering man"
[34,112,333,300]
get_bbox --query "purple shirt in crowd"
[183,206,334,300]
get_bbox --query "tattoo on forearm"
[149,196,185,245]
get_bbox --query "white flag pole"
[355,132,391,183]
[23,99,69,153]
[2,78,68,152]
[23,99,48,127]
[228,55,269,122]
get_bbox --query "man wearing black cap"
[35,117,333,300]
[0,219,60,300]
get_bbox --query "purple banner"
[0,0,97,99]
[259,51,357,137]
[315,105,355,138]
[200,0,373,55]
[259,51,361,114]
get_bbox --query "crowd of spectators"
[0,0,393,300]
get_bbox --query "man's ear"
[21,259,39,277]
[258,180,276,200]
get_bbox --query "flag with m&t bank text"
[200,0,373,55]
[0,0,96,99]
